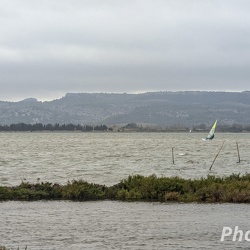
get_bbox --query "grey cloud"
[0,0,250,101]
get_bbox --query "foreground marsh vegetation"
[0,174,250,203]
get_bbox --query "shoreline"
[0,130,250,133]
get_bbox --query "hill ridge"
[0,91,250,126]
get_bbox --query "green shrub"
[0,173,250,203]
[165,192,180,201]
[62,180,106,201]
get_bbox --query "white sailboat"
[202,120,217,141]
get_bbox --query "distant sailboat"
[202,120,217,141]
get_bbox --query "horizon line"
[1,89,250,103]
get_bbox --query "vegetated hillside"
[0,91,250,126]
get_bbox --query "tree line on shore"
[0,123,110,132]
[0,173,250,203]
[0,122,250,132]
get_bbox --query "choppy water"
[1,201,250,250]
[0,132,249,186]
[0,132,250,249]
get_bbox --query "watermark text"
[221,226,250,242]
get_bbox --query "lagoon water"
[0,132,250,249]
[0,132,249,186]
[1,201,250,250]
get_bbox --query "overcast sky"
[1,0,250,101]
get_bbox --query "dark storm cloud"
[1,0,250,101]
